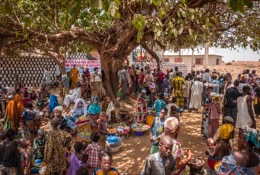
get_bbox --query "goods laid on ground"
[131,123,150,136]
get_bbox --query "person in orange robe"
[4,90,24,130]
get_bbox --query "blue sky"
[164,47,260,62]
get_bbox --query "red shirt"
[84,143,101,168]
[157,72,165,82]
[138,73,145,84]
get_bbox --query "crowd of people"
[0,63,259,175]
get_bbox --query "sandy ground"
[112,111,260,175]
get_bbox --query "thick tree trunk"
[100,53,125,102]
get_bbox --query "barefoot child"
[94,152,119,175]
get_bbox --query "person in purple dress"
[68,142,85,175]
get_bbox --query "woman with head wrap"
[4,90,24,130]
[215,128,260,174]
[214,123,234,171]
[163,117,192,174]
[87,97,101,133]
[72,98,88,121]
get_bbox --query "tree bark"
[99,52,125,102]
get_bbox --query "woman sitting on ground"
[215,128,260,174]
[87,97,101,133]
[72,98,88,121]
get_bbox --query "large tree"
[0,0,259,100]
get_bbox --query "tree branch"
[141,42,161,69]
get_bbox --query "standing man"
[172,72,186,108]
[70,64,80,89]
[43,66,51,85]
[202,68,211,83]
[223,80,241,124]
[90,67,105,99]
[236,85,256,151]
[189,75,204,111]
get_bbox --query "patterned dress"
[94,167,119,175]
[136,96,147,123]
[172,76,186,108]
[215,154,260,175]
[43,129,71,175]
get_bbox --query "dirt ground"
[112,111,260,175]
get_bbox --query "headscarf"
[5,93,24,129]
[87,97,101,115]
[164,117,179,133]
[53,106,63,112]
[223,116,234,124]
[244,128,260,149]
[72,98,88,116]
[219,124,234,140]
[49,95,60,113]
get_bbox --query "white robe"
[64,87,81,107]
[106,101,115,121]
[189,81,203,109]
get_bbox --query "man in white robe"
[189,75,204,110]
[64,82,81,108]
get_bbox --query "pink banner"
[65,60,100,68]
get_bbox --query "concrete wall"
[163,55,222,71]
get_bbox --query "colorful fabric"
[153,99,166,118]
[243,128,260,149]
[83,143,101,169]
[4,94,24,130]
[171,139,190,175]
[201,109,210,138]
[219,124,234,140]
[43,129,71,175]
[210,103,221,120]
[33,137,46,160]
[94,167,119,175]
[135,96,147,123]
[68,153,84,175]
[17,128,31,139]
[49,95,60,113]
[215,154,260,175]
[150,118,164,140]
[88,97,101,115]
[70,68,79,88]
[172,76,186,108]
[72,98,88,119]
[208,119,220,138]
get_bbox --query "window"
[164,58,169,62]
[175,57,182,63]
[195,58,203,65]
[216,59,219,65]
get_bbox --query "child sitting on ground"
[18,121,31,139]
[94,152,119,175]
[33,129,46,161]
[19,138,33,175]
[206,138,218,175]
[68,142,85,175]
[83,133,102,174]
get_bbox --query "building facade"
[163,54,222,71]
